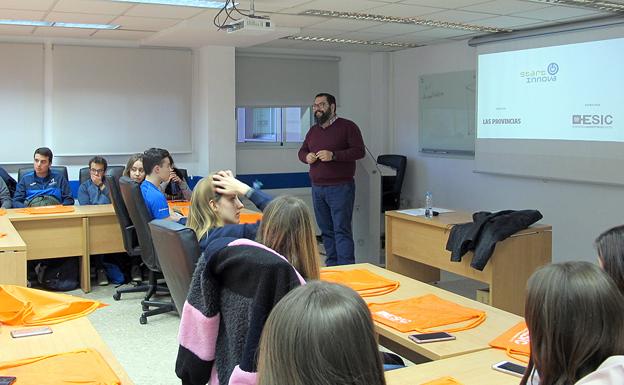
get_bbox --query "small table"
[385,210,551,315]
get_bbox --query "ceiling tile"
[264,13,327,28]
[33,26,96,36]
[306,18,382,31]
[460,0,551,15]
[298,27,345,37]
[112,15,180,31]
[91,29,154,40]
[423,9,496,22]
[395,27,475,41]
[399,0,492,8]
[124,4,205,19]
[45,12,117,24]
[357,23,432,35]
[245,0,315,13]
[53,0,133,15]
[0,25,35,34]
[0,0,55,11]
[510,5,605,21]
[0,9,46,20]
[470,15,543,28]
[333,31,397,41]
[364,4,446,18]
[282,0,390,14]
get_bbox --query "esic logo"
[520,62,558,84]
[572,115,613,126]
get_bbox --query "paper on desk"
[396,207,455,216]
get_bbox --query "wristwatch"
[331,152,336,161]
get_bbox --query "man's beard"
[315,110,332,125]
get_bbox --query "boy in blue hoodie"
[13,147,74,208]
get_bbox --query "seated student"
[77,156,111,286]
[122,153,145,282]
[257,281,387,385]
[520,262,624,385]
[13,147,74,208]
[140,148,183,222]
[186,170,272,252]
[160,151,191,201]
[123,153,146,184]
[78,156,111,206]
[0,166,16,200]
[0,177,11,209]
[595,225,624,295]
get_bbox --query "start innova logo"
[520,62,559,84]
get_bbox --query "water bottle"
[425,191,433,219]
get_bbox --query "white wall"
[392,40,624,263]
[1,43,236,181]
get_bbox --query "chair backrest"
[149,219,199,313]
[0,167,17,198]
[377,155,407,211]
[119,177,160,271]
[107,175,140,257]
[18,166,69,182]
[79,165,126,185]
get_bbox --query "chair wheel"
[113,293,121,301]
[139,315,147,325]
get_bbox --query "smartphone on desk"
[0,377,16,385]
[492,361,527,377]
[408,332,456,344]
[10,326,52,338]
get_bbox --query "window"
[236,106,314,144]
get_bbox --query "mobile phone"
[492,361,527,377]
[408,332,456,343]
[10,326,53,338]
[0,376,16,385]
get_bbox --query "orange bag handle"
[357,283,400,297]
[506,348,530,363]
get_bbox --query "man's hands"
[91,174,105,190]
[307,151,334,163]
[316,150,334,162]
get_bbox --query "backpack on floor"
[36,258,80,292]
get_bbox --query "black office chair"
[79,165,125,185]
[149,220,199,314]
[119,177,175,324]
[108,175,151,301]
[377,155,407,212]
[18,166,69,182]
[0,167,17,198]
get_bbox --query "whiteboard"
[51,45,192,156]
[419,71,476,155]
[0,43,44,164]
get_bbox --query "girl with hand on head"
[520,261,624,385]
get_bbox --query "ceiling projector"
[226,16,274,33]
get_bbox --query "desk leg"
[81,217,91,293]
[0,250,27,286]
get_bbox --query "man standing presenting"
[298,93,365,266]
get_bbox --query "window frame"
[235,105,314,149]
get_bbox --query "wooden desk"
[0,317,134,384]
[323,264,523,363]
[385,210,552,316]
[4,205,124,293]
[0,217,27,286]
[385,349,526,385]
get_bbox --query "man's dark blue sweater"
[13,170,74,208]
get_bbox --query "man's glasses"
[90,168,105,174]
[313,102,328,109]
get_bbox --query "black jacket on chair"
[446,210,543,271]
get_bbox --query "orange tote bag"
[368,294,486,333]
[17,205,75,215]
[489,321,531,363]
[320,269,399,297]
[420,377,464,385]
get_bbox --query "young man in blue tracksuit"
[77,156,111,285]
[12,147,74,208]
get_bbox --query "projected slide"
[477,37,624,142]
